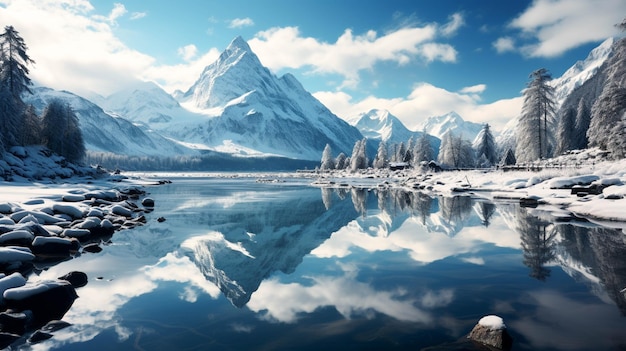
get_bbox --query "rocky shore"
[0,182,158,347]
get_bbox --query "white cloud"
[315,83,521,131]
[93,2,127,25]
[229,17,254,28]
[440,12,465,37]
[177,44,198,61]
[249,25,456,90]
[130,11,147,20]
[510,0,626,57]
[493,36,515,53]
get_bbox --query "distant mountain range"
[25,35,620,169]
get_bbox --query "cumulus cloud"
[229,17,254,28]
[177,44,198,61]
[440,12,465,37]
[249,25,457,90]
[315,83,521,132]
[510,0,626,57]
[493,36,515,53]
[93,2,127,25]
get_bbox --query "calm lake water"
[29,175,626,351]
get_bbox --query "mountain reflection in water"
[34,178,626,351]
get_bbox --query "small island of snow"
[478,315,506,330]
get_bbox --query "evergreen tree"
[573,99,590,150]
[413,131,434,165]
[0,26,35,149]
[20,104,41,146]
[555,107,576,155]
[588,81,626,151]
[0,26,34,99]
[516,68,556,162]
[320,143,335,170]
[395,142,406,163]
[500,148,516,166]
[41,99,85,162]
[350,138,368,171]
[373,140,388,169]
[335,152,347,170]
[438,132,474,169]
[472,123,498,166]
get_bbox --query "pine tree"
[472,123,498,166]
[573,99,590,150]
[0,26,34,99]
[413,131,434,165]
[350,139,368,171]
[555,107,576,155]
[588,81,626,151]
[20,104,40,146]
[0,26,35,149]
[373,140,388,169]
[395,142,406,163]
[41,99,85,162]
[438,132,474,169]
[335,152,347,170]
[516,68,556,162]
[320,143,335,170]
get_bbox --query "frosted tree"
[41,99,85,162]
[555,107,576,155]
[349,138,368,171]
[373,140,388,169]
[500,148,516,166]
[588,81,626,151]
[472,123,498,167]
[335,152,347,170]
[573,99,590,150]
[412,131,434,165]
[394,142,406,163]
[320,143,335,170]
[20,104,40,146]
[438,132,474,169]
[516,68,556,162]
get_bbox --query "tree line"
[0,26,85,163]
[320,122,500,172]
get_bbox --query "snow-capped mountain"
[24,87,194,157]
[421,111,483,141]
[96,81,202,126]
[350,109,441,155]
[167,36,363,160]
[551,37,615,106]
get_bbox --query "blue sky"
[1,0,624,130]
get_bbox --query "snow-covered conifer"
[373,140,388,169]
[335,152,347,170]
[320,143,335,170]
[350,139,368,171]
[573,99,590,150]
[413,131,434,165]
[472,123,498,166]
[516,68,556,162]
[41,99,85,162]
[555,107,576,155]
[0,26,34,99]
[438,132,474,169]
[588,81,626,151]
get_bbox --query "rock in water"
[468,315,512,350]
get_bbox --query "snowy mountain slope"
[97,81,205,127]
[420,111,483,141]
[24,87,195,157]
[350,109,441,155]
[170,36,363,160]
[496,37,616,150]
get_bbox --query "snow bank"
[547,175,599,189]
[478,315,506,330]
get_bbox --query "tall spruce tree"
[320,143,335,170]
[373,140,388,169]
[516,68,556,162]
[0,25,34,148]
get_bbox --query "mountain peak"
[226,36,252,53]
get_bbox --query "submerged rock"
[468,315,512,350]
[58,271,88,288]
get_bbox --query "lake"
[31,175,626,350]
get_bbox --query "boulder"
[141,197,155,207]
[31,237,80,257]
[468,315,512,350]
[58,271,88,288]
[3,280,78,327]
